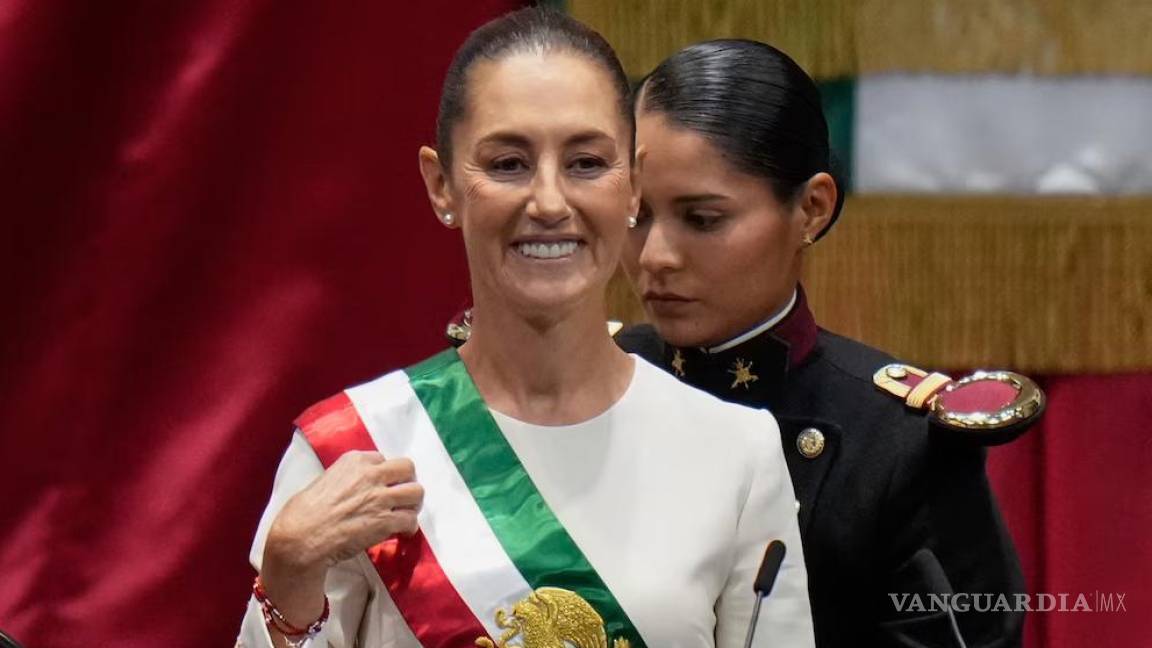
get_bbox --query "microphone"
[743,540,787,648]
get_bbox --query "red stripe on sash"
[295,392,492,646]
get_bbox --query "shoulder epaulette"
[873,363,1046,445]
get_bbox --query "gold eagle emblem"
[475,587,632,648]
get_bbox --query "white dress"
[237,355,814,647]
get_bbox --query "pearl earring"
[627,215,638,229]
[442,212,454,226]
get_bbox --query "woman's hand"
[258,451,424,631]
[269,451,423,567]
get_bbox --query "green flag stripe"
[405,349,645,646]
[819,77,855,193]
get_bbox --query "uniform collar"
[661,285,818,407]
[707,289,798,353]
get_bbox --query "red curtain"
[0,2,520,646]
[987,374,1152,647]
[1,3,1149,648]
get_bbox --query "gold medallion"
[475,587,631,648]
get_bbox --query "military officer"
[619,39,1043,648]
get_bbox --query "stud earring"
[802,233,815,247]
[442,212,455,226]
[627,215,638,229]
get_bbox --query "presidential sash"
[295,348,644,647]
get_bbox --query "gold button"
[796,427,826,459]
[886,365,908,380]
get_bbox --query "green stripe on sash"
[406,349,645,646]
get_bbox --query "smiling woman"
[236,9,813,648]
[419,49,635,333]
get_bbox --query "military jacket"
[615,288,1026,648]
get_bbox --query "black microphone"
[743,540,787,648]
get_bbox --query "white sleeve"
[236,431,372,648]
[714,411,815,648]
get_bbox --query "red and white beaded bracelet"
[252,576,329,647]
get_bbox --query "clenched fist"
[258,451,424,632]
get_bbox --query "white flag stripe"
[855,75,1152,194]
[347,371,533,638]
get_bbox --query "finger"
[376,457,416,484]
[388,509,420,536]
[384,482,424,509]
[332,450,385,470]
[353,450,386,464]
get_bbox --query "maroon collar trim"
[770,284,819,370]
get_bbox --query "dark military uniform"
[615,287,1029,648]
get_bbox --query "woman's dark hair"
[637,39,845,235]
[436,7,634,169]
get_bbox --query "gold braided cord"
[606,196,1152,373]
[570,0,1152,78]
